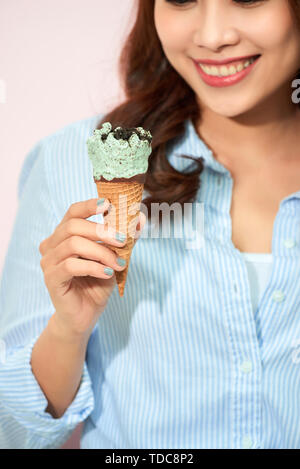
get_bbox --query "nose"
[192,1,239,52]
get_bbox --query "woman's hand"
[39,198,146,340]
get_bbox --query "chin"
[201,98,256,118]
[217,108,250,118]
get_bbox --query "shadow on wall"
[60,423,83,449]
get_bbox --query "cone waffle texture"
[95,180,144,297]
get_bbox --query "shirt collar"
[171,118,300,204]
[170,118,231,177]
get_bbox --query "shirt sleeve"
[0,140,95,449]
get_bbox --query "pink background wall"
[0,0,137,449]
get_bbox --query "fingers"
[40,199,146,254]
[60,198,106,225]
[40,198,126,256]
[44,218,127,254]
[41,235,128,273]
[39,199,147,262]
[43,212,146,288]
[40,198,103,255]
[44,257,116,290]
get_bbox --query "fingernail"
[116,232,126,243]
[104,267,114,276]
[117,257,126,267]
[97,198,106,206]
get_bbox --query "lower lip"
[194,56,260,88]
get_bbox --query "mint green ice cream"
[86,122,152,182]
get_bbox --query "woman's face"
[154,0,300,118]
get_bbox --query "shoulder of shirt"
[18,113,105,199]
[40,113,105,145]
[26,113,105,158]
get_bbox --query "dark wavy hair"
[96,0,300,221]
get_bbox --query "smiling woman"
[88,0,300,449]
[97,0,300,222]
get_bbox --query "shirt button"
[242,436,253,449]
[272,290,285,303]
[240,360,253,374]
[283,239,296,249]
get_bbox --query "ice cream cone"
[95,180,144,297]
[87,121,152,297]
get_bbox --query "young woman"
[0,0,299,449]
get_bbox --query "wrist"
[47,313,91,347]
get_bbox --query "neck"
[195,94,300,173]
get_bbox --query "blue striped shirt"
[0,114,299,449]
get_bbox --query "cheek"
[154,9,189,53]
[247,5,296,52]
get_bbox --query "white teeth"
[199,56,257,77]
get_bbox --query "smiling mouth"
[197,55,261,77]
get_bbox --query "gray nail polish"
[104,267,114,276]
[116,232,126,243]
[117,257,126,267]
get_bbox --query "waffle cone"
[95,180,144,297]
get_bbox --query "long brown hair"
[95,0,300,220]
